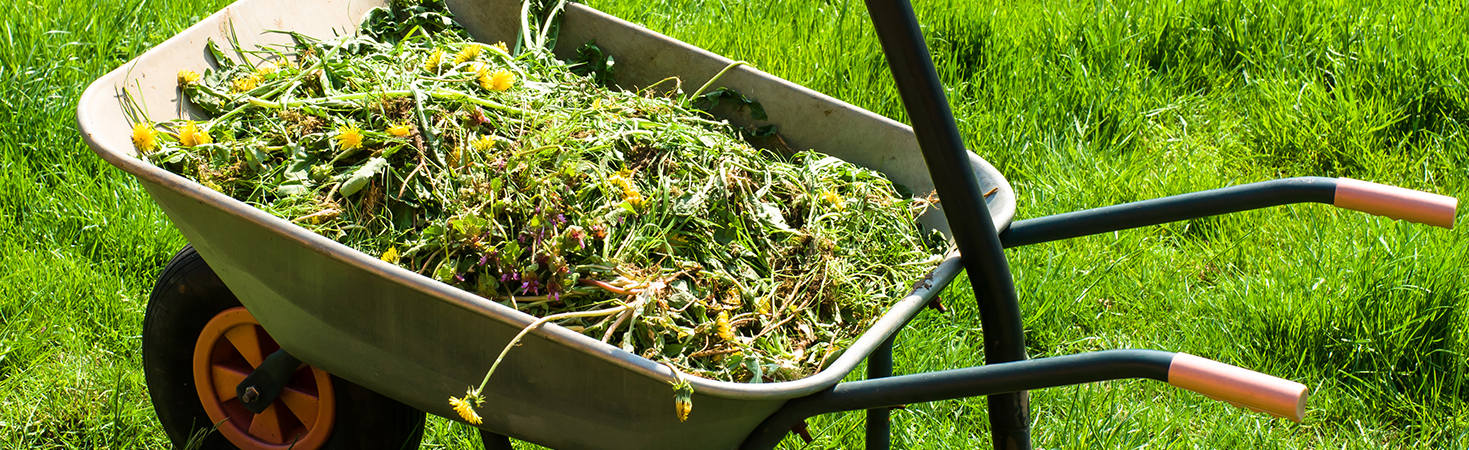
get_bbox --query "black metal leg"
[861,0,1032,448]
[479,430,514,450]
[866,333,896,450]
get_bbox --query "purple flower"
[566,225,586,249]
[519,280,543,295]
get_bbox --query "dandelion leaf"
[339,157,389,197]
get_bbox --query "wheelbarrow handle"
[741,350,1307,449]
[1169,353,1307,422]
[1334,178,1457,229]
[1000,177,1458,248]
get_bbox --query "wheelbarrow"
[76,0,1459,448]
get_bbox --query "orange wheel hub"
[192,307,335,449]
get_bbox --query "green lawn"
[2,0,1466,448]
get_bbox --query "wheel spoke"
[210,365,250,401]
[248,403,286,443]
[278,386,319,425]
[224,325,266,367]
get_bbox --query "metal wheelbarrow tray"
[77,0,1459,448]
[78,0,1012,447]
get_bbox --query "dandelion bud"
[716,311,735,342]
[672,380,694,422]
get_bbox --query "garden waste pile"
[127,0,944,423]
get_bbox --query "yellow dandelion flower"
[470,135,496,152]
[490,41,508,54]
[380,247,400,264]
[232,73,262,93]
[625,191,646,209]
[423,48,444,73]
[335,125,363,150]
[608,169,646,208]
[820,190,845,210]
[178,121,212,147]
[475,69,493,90]
[453,44,483,65]
[177,70,201,86]
[449,395,482,425]
[130,122,158,152]
[386,123,412,137]
[609,169,634,191]
[254,61,278,76]
[716,311,735,342]
[486,69,515,91]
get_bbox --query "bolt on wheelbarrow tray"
[76,0,1015,447]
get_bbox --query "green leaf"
[433,259,457,283]
[754,201,793,232]
[339,157,389,197]
[692,87,768,121]
[449,215,488,238]
[277,145,316,196]
[204,39,234,67]
[570,41,616,86]
[743,354,763,383]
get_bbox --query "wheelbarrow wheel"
[143,245,426,449]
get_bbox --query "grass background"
[1,0,1465,447]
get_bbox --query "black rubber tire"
[142,245,426,449]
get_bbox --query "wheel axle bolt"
[241,386,260,403]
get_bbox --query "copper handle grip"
[1168,353,1308,422]
[1335,178,1457,229]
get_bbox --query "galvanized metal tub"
[76,0,1015,447]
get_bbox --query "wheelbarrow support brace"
[863,0,1033,448]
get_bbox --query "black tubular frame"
[741,0,1394,448]
[860,0,1034,448]
[741,350,1176,449]
[1000,177,1338,248]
